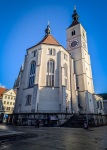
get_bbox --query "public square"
[0,125,107,150]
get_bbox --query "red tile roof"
[35,34,61,46]
[0,87,7,99]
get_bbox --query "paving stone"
[0,125,107,150]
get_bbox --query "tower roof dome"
[68,6,80,28]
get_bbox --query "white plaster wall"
[70,48,82,60]
[76,75,85,91]
[87,92,94,113]
[38,87,60,112]
[78,92,86,112]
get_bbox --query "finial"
[48,21,50,26]
[45,22,51,36]
[74,5,76,11]
[72,5,79,22]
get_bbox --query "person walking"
[36,119,40,128]
[84,121,89,130]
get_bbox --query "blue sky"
[0,0,107,93]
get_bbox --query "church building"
[14,8,104,114]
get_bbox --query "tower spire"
[72,5,79,22]
[45,21,51,36]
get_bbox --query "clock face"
[70,40,79,48]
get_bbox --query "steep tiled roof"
[0,87,7,99]
[35,34,61,46]
[68,20,80,28]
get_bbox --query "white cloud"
[0,83,5,88]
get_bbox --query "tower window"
[71,30,75,36]
[29,61,36,88]
[46,60,54,86]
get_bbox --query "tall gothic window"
[64,64,68,88]
[46,60,54,86]
[29,61,36,87]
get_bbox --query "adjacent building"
[99,94,107,114]
[93,94,104,114]
[2,89,16,114]
[0,87,7,113]
[14,8,104,114]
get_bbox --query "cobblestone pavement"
[0,125,107,150]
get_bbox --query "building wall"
[14,43,75,113]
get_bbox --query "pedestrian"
[36,119,40,128]
[84,121,88,130]
[47,115,50,127]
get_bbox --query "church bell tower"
[66,7,95,113]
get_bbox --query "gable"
[3,89,16,96]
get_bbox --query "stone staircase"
[60,114,85,128]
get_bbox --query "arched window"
[46,60,54,86]
[64,64,68,88]
[48,48,56,56]
[29,61,36,87]
[26,95,32,105]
